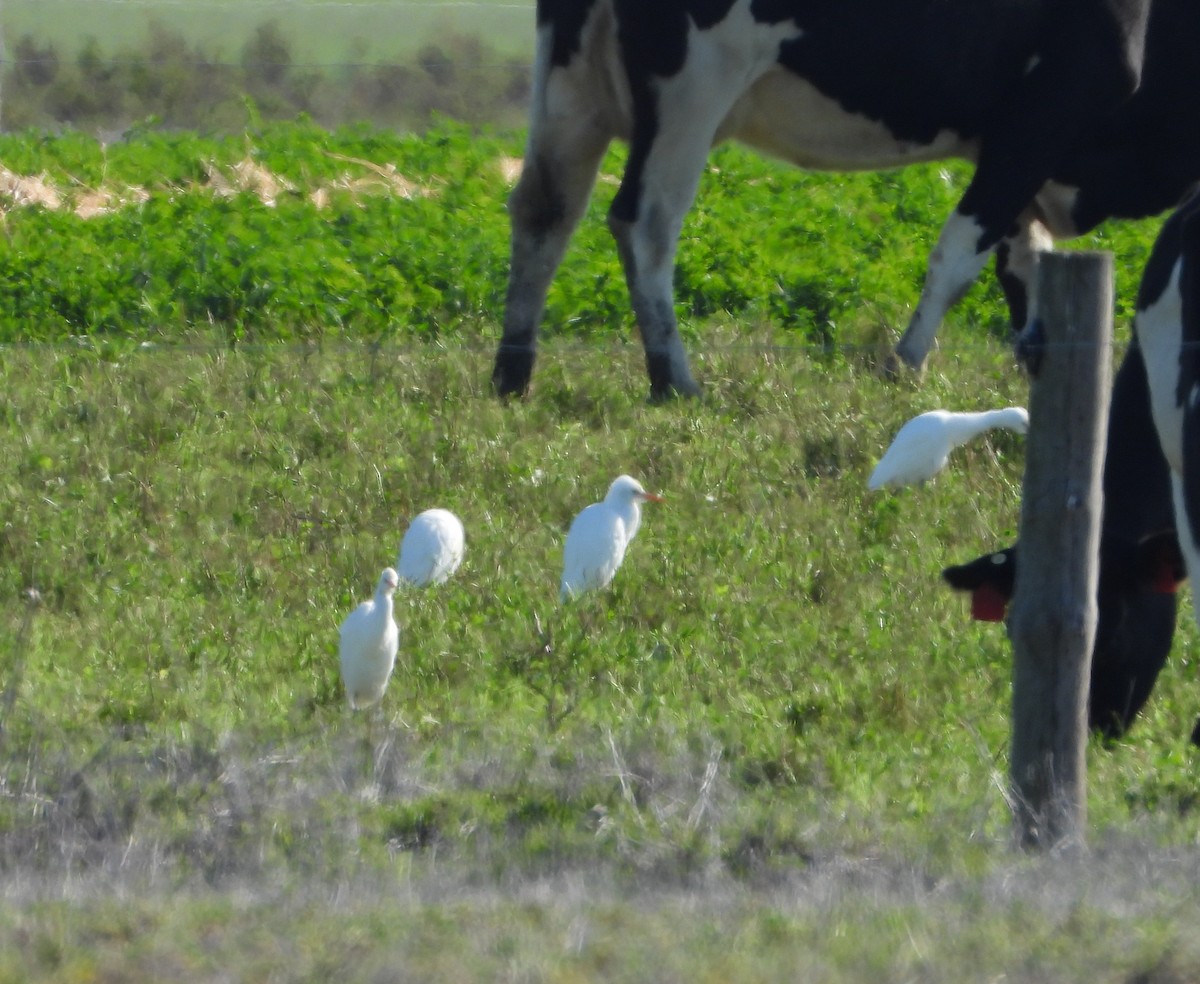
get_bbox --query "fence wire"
[0,335,1148,359]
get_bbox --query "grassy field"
[4,0,537,63]
[2,320,1200,981]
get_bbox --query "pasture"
[0,125,1199,979]
[4,0,536,63]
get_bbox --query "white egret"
[868,407,1028,490]
[397,508,465,587]
[338,567,400,709]
[560,474,664,601]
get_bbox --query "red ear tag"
[971,583,1009,622]
[1153,566,1181,594]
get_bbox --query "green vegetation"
[2,334,1199,979]
[0,123,1196,979]
[0,122,1163,344]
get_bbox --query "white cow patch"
[705,2,972,169]
[538,14,632,143]
[727,68,973,170]
[1168,473,1200,629]
[1031,181,1083,238]
[558,0,975,172]
[894,211,993,367]
[1137,260,1186,474]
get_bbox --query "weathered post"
[1008,250,1113,850]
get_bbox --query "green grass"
[2,325,1200,980]
[0,123,1164,345]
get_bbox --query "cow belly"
[723,69,975,170]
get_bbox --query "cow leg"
[608,54,759,400]
[594,1,792,400]
[607,122,715,400]
[896,170,1106,372]
[492,57,612,397]
[892,209,995,369]
[893,0,1149,370]
[895,172,1096,371]
[994,213,1056,343]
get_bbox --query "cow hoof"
[890,336,931,374]
[492,376,530,400]
[880,349,925,382]
[1015,318,1046,378]
[646,353,702,402]
[649,380,702,404]
[880,351,904,382]
[492,350,535,400]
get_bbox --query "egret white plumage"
[560,474,664,601]
[397,508,465,586]
[338,567,400,709]
[868,407,1029,491]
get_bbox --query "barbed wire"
[0,55,535,69]
[0,335,1146,357]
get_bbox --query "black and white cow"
[1136,190,1200,634]
[493,0,1180,399]
[943,341,1184,738]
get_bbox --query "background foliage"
[2,5,534,132]
[0,121,1162,347]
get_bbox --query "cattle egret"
[868,407,1029,490]
[397,508,465,586]
[338,567,400,709]
[560,474,663,600]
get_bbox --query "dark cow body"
[943,342,1182,738]
[1049,1,1200,232]
[493,0,1193,400]
[996,0,1200,333]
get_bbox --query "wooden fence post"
[1008,250,1113,850]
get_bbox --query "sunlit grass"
[1,324,1199,980]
